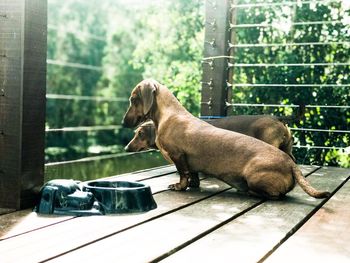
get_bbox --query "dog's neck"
[149,84,190,128]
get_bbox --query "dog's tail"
[277,104,306,124]
[292,166,331,199]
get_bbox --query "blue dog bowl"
[82,180,157,213]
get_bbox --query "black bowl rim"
[83,180,149,191]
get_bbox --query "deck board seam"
[0,165,322,259]
[0,217,78,242]
[0,168,177,240]
[137,171,179,184]
[38,187,234,262]
[151,200,266,262]
[150,166,322,261]
[258,172,350,262]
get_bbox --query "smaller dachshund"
[124,110,305,162]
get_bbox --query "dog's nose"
[122,117,133,128]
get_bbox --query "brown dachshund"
[124,113,301,162]
[125,120,157,152]
[122,79,330,199]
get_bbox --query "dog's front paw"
[168,183,187,191]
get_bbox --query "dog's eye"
[138,130,144,138]
[130,97,139,105]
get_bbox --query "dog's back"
[206,115,295,161]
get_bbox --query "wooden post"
[0,0,47,209]
[200,0,233,117]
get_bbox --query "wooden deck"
[1,165,349,263]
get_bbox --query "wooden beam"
[201,0,233,117]
[0,0,47,209]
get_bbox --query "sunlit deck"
[1,165,349,262]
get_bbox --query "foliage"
[131,0,204,115]
[231,0,349,167]
[46,0,349,167]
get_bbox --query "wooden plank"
[266,170,350,262]
[201,0,232,117]
[0,166,312,261]
[161,166,349,263]
[0,165,312,241]
[49,190,262,262]
[0,167,177,239]
[0,178,232,262]
[0,209,73,240]
[30,167,317,262]
[0,0,23,210]
[0,0,47,209]
[0,208,15,216]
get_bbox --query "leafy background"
[46,0,349,173]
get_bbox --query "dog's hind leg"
[247,175,285,200]
[248,189,282,200]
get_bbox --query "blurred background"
[45,0,349,181]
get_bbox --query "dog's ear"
[140,80,157,115]
[149,123,156,147]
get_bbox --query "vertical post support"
[0,0,47,209]
[201,0,233,117]
[227,0,237,115]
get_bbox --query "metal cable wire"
[229,42,350,48]
[203,56,350,68]
[230,0,342,9]
[45,150,156,166]
[290,127,349,134]
[46,125,122,132]
[48,24,106,42]
[47,59,103,71]
[230,20,344,29]
[230,62,350,67]
[46,94,129,102]
[293,145,348,150]
[226,103,350,109]
[231,84,350,87]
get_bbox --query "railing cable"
[231,84,350,88]
[48,24,106,42]
[229,42,350,48]
[230,20,344,29]
[226,103,350,109]
[47,59,103,71]
[231,0,342,9]
[46,125,122,132]
[46,94,128,102]
[290,128,349,134]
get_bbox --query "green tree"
[131,0,204,115]
[232,0,349,167]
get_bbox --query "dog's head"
[124,121,157,152]
[122,79,158,128]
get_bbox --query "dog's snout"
[121,118,126,127]
[124,145,131,152]
[122,116,132,128]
